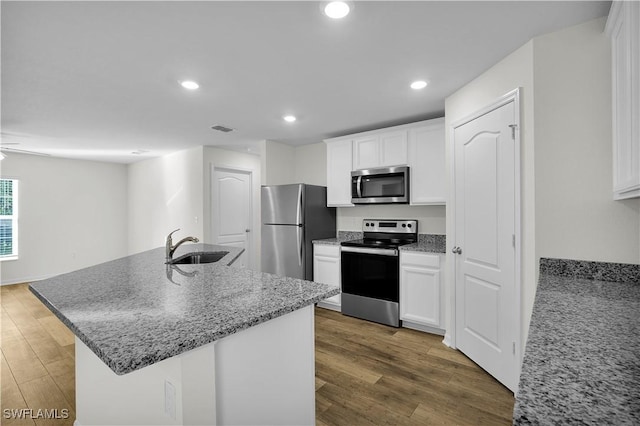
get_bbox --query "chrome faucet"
[166,229,199,261]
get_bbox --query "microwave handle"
[356,176,362,198]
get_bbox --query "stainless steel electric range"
[340,219,417,327]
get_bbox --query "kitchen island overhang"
[30,243,339,425]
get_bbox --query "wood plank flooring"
[1,283,75,426]
[1,283,514,425]
[314,308,514,425]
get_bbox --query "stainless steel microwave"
[351,166,410,204]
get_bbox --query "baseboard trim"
[316,301,341,312]
[442,332,453,348]
[402,320,445,336]
[1,274,54,286]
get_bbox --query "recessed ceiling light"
[410,80,428,90]
[283,115,297,123]
[324,1,350,19]
[180,80,199,90]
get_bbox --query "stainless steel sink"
[168,251,228,265]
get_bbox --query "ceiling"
[1,1,611,163]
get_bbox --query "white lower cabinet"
[313,244,341,311]
[400,251,443,331]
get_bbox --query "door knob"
[452,246,462,255]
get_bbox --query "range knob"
[402,224,406,228]
[408,224,412,228]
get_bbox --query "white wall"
[127,146,204,255]
[337,205,446,235]
[260,140,295,185]
[0,153,128,285]
[533,17,640,264]
[294,142,327,186]
[445,40,535,351]
[203,146,261,270]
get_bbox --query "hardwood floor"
[314,308,514,425]
[1,283,75,426]
[1,283,514,425]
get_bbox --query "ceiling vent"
[211,125,234,133]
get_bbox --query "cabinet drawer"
[400,251,440,268]
[314,244,340,258]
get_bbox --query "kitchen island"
[30,243,339,426]
[514,258,640,424]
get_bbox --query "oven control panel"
[362,219,417,234]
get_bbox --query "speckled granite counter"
[313,232,446,254]
[399,234,446,254]
[29,243,339,375]
[513,258,640,425]
[312,231,363,245]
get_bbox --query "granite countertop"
[399,234,446,254]
[314,232,446,254]
[513,258,640,425]
[29,243,339,376]
[313,231,363,246]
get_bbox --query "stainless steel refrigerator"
[261,184,336,280]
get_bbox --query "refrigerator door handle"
[296,224,303,266]
[296,185,303,225]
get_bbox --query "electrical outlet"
[164,380,176,420]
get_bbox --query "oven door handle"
[341,246,398,257]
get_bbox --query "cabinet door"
[380,131,408,167]
[313,246,341,307]
[400,253,441,328]
[353,135,380,170]
[608,1,640,199]
[408,119,446,205]
[326,139,354,206]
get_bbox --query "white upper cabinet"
[408,118,446,205]
[325,138,354,207]
[606,1,640,199]
[325,118,445,207]
[380,131,409,167]
[353,131,409,170]
[353,135,380,169]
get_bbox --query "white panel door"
[212,168,252,268]
[453,99,517,391]
[353,135,380,170]
[380,131,408,167]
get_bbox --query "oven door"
[340,247,399,302]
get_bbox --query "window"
[0,179,18,259]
